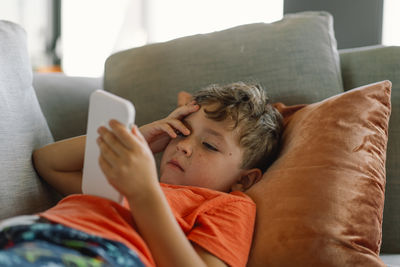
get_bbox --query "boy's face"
[160,105,247,192]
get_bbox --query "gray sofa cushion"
[104,11,344,127]
[340,46,400,253]
[33,73,102,141]
[0,20,60,219]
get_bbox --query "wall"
[284,0,384,49]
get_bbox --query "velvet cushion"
[246,81,391,266]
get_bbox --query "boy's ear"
[231,168,263,192]
[178,91,193,107]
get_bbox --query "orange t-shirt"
[39,183,256,267]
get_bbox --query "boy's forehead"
[185,106,241,142]
[185,105,229,126]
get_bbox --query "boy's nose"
[176,138,192,157]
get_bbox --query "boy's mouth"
[167,160,184,172]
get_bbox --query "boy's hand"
[139,101,199,154]
[97,120,158,200]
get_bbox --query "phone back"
[82,90,135,203]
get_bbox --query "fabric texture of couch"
[0,20,59,218]
[1,11,399,266]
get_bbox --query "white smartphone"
[82,90,135,203]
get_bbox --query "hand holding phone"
[82,90,135,203]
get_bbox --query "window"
[62,0,283,77]
[146,0,284,43]
[62,0,145,77]
[382,0,400,45]
[0,1,284,77]
[0,0,50,70]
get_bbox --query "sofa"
[1,11,399,266]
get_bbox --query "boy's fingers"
[131,125,147,142]
[168,120,190,135]
[97,137,119,167]
[108,120,136,150]
[110,120,150,152]
[98,156,114,180]
[158,123,177,138]
[130,125,154,152]
[169,102,199,119]
[97,126,126,156]
[153,120,189,138]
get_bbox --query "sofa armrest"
[340,45,400,253]
[339,45,400,90]
[33,73,102,141]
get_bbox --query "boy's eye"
[203,142,218,152]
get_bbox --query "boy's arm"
[98,122,227,267]
[32,135,85,196]
[32,102,198,197]
[128,185,227,267]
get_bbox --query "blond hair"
[193,82,283,172]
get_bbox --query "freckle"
[229,152,232,156]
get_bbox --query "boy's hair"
[193,82,283,173]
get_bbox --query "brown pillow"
[246,81,391,266]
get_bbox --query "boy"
[0,82,283,267]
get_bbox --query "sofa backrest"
[104,11,344,128]
[33,73,102,141]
